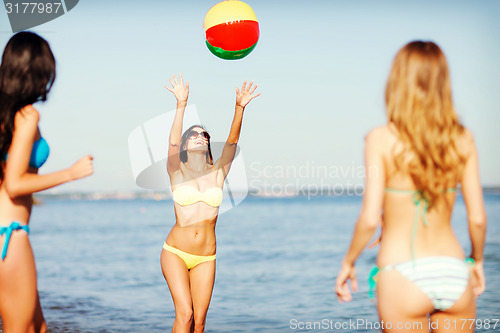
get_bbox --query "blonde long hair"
[386,41,466,208]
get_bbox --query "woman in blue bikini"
[0,32,93,332]
[161,74,259,333]
[335,41,487,332]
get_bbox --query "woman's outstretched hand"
[236,80,260,108]
[69,155,94,181]
[335,261,358,303]
[165,74,189,103]
[471,260,486,297]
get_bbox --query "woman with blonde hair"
[335,41,486,332]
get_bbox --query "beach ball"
[204,0,259,60]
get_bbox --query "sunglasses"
[188,130,210,140]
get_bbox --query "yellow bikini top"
[172,186,223,208]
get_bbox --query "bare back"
[374,124,474,266]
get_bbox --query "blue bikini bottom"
[0,222,30,260]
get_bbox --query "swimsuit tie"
[410,191,429,263]
[0,222,30,260]
[412,191,429,226]
[368,266,380,298]
[465,257,475,267]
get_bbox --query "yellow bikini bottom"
[163,243,216,270]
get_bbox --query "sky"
[1,0,499,194]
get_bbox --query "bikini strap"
[0,222,30,260]
[386,188,458,262]
[410,191,429,262]
[410,188,458,262]
[384,188,416,194]
[368,266,379,298]
[368,264,395,298]
[465,257,475,267]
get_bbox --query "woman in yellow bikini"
[161,74,259,333]
[335,41,487,332]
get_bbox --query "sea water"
[1,193,498,332]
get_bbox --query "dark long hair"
[180,124,214,165]
[0,31,55,180]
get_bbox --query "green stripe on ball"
[205,41,257,60]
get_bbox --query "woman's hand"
[470,259,486,297]
[69,155,94,181]
[235,80,260,108]
[335,261,358,303]
[165,74,189,103]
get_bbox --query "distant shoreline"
[34,187,500,201]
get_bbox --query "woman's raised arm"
[165,74,189,175]
[215,80,260,177]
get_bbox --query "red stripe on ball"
[205,20,259,51]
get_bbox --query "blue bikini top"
[3,137,50,169]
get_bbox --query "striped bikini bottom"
[369,256,473,311]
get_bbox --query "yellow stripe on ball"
[204,0,258,31]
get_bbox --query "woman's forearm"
[169,101,186,146]
[468,214,487,262]
[6,154,93,198]
[343,216,378,265]
[226,105,244,144]
[6,168,73,198]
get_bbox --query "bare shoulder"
[365,125,395,149]
[455,127,476,158]
[366,125,386,140]
[210,163,224,185]
[168,167,183,183]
